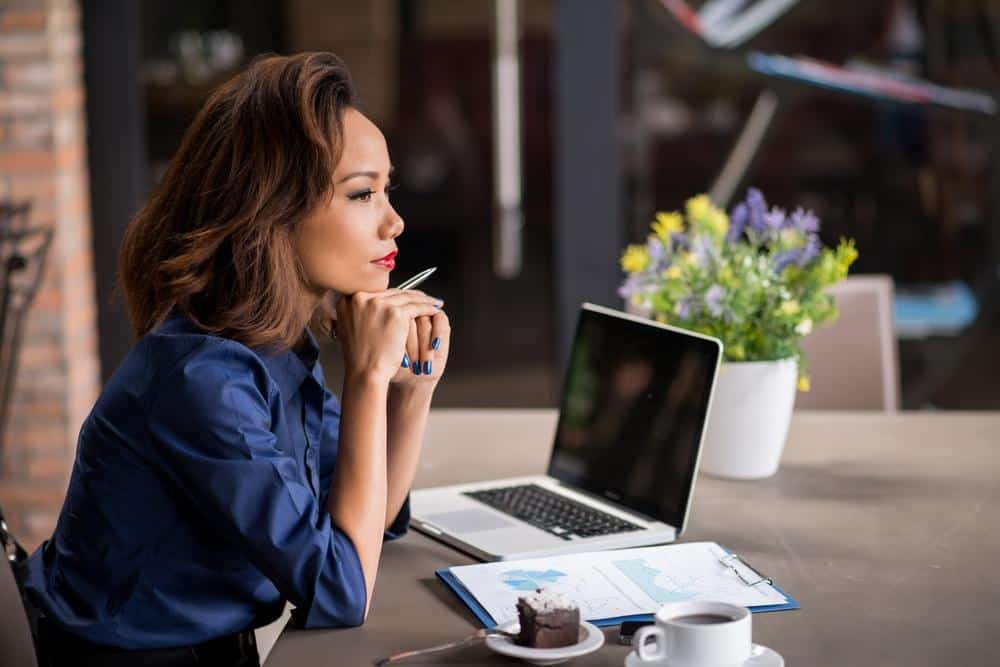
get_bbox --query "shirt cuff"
[384,494,411,541]
[291,525,368,629]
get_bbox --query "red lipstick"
[372,250,397,270]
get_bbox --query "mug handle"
[634,625,667,662]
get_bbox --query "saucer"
[485,620,605,666]
[624,643,784,667]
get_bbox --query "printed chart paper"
[448,542,789,625]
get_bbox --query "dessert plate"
[485,620,605,665]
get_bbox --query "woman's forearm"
[385,384,434,527]
[326,371,389,615]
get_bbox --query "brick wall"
[0,0,100,551]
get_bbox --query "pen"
[394,266,436,290]
[394,267,438,369]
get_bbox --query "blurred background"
[2,0,999,547]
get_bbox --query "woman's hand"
[391,307,451,388]
[334,289,443,386]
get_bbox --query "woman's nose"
[384,206,404,239]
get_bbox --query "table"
[267,410,1000,666]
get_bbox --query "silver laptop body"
[411,303,723,561]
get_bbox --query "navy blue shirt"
[23,312,409,649]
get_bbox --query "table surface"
[267,410,1000,666]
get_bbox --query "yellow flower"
[662,265,682,280]
[686,195,712,221]
[779,300,800,315]
[837,239,859,278]
[686,194,728,238]
[652,211,684,241]
[797,376,811,392]
[655,314,668,324]
[620,244,650,273]
[707,208,729,238]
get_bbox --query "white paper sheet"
[449,541,789,624]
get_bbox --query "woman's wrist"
[344,368,392,396]
[388,381,435,411]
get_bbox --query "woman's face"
[296,107,404,298]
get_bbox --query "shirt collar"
[159,310,320,401]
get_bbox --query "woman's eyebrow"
[336,166,395,184]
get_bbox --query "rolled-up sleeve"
[318,387,411,540]
[146,341,367,628]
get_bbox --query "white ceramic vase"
[699,358,798,479]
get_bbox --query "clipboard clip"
[718,553,773,588]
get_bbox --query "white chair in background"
[796,275,900,411]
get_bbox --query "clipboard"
[435,543,800,628]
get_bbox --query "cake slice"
[515,588,580,648]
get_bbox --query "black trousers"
[34,615,261,667]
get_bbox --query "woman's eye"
[348,189,375,202]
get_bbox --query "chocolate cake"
[515,588,580,648]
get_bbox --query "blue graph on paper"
[612,558,697,604]
[501,569,568,591]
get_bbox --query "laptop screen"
[548,304,721,531]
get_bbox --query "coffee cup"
[633,601,751,666]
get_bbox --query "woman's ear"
[315,291,339,341]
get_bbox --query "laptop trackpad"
[425,509,515,534]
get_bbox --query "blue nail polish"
[412,362,421,375]
[423,360,432,374]
[401,354,410,368]
[431,337,440,350]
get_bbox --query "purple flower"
[670,231,690,251]
[790,207,819,234]
[773,248,801,273]
[646,236,667,268]
[705,284,725,317]
[764,206,787,234]
[746,187,768,233]
[691,235,717,266]
[618,275,639,299]
[798,233,821,266]
[675,297,697,319]
[726,202,748,243]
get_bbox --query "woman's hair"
[119,52,357,349]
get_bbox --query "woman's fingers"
[414,315,432,376]
[430,309,450,356]
[404,318,418,372]
[378,288,443,309]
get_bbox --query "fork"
[372,627,519,666]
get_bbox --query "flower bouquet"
[619,188,858,478]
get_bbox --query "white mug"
[633,601,751,666]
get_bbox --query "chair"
[796,275,900,411]
[0,201,54,468]
[255,603,291,664]
[0,556,37,667]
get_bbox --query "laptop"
[411,303,723,561]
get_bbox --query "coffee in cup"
[633,601,751,665]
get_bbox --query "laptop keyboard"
[463,483,644,541]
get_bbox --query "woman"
[20,52,449,666]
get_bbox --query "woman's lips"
[372,250,397,270]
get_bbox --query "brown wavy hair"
[118,52,357,349]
